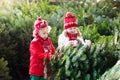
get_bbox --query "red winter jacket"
[29,37,55,76]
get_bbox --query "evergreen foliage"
[0,57,11,80]
[98,60,120,80]
[50,34,120,80]
[0,0,120,79]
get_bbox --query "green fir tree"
[0,57,11,80]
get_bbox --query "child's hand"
[85,40,91,47]
[57,53,63,58]
[76,28,82,37]
[50,55,55,60]
[69,41,74,46]
[69,40,78,48]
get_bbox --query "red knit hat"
[33,17,48,38]
[34,17,48,30]
[64,12,78,29]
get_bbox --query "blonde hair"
[76,28,82,38]
[48,26,51,33]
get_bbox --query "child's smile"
[67,27,77,34]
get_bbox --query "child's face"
[38,27,49,40]
[67,27,77,34]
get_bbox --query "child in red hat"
[29,17,55,80]
[58,12,91,53]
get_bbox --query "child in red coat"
[29,17,55,80]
